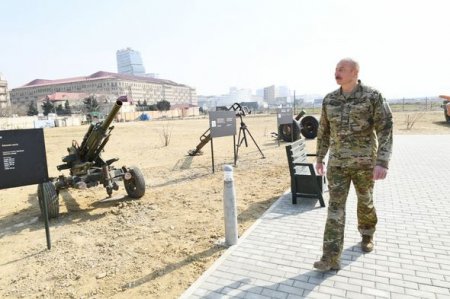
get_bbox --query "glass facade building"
[116,48,146,76]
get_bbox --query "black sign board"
[0,129,49,189]
[209,111,236,138]
[277,108,293,126]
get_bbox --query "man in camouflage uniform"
[313,58,393,271]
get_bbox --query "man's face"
[335,61,357,86]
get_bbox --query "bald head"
[338,58,360,73]
[335,58,360,91]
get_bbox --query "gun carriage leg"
[102,165,120,197]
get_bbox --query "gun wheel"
[124,166,146,199]
[300,116,319,139]
[278,121,301,142]
[37,181,60,219]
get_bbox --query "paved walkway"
[181,135,450,299]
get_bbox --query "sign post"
[208,111,236,173]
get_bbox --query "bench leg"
[291,187,297,204]
[315,177,326,207]
[318,176,326,207]
[318,192,325,207]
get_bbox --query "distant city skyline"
[1,0,449,99]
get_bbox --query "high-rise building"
[116,48,146,76]
[262,85,291,105]
[263,85,276,103]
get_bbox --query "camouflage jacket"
[316,81,393,168]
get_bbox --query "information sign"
[0,129,49,189]
[277,108,293,126]
[209,111,236,138]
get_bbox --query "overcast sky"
[1,0,449,99]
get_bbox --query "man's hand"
[315,162,325,176]
[373,165,388,180]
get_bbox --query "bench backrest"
[285,139,313,177]
[285,139,326,207]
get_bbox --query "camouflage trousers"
[321,166,377,262]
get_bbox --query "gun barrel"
[81,98,123,162]
[294,110,306,121]
[101,100,123,131]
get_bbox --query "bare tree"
[404,112,424,130]
[159,121,173,147]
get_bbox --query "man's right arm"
[316,102,330,164]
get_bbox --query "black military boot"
[361,235,374,252]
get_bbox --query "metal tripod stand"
[235,115,265,162]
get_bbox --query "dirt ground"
[1,110,449,299]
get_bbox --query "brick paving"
[181,135,450,299]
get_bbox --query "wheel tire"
[278,121,301,142]
[445,111,450,122]
[124,166,146,199]
[300,116,319,139]
[37,181,60,219]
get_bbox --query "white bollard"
[223,165,238,246]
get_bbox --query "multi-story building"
[0,73,11,116]
[262,85,292,106]
[10,71,197,115]
[263,85,276,104]
[228,87,252,104]
[277,86,291,99]
[116,48,146,76]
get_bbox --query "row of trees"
[135,100,170,111]
[27,100,71,116]
[27,96,171,116]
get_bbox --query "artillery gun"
[37,96,146,219]
[276,110,319,142]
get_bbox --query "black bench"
[285,139,326,207]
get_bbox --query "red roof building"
[10,71,197,116]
